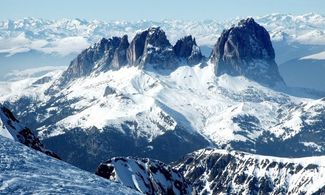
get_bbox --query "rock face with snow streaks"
[174,148,325,195]
[96,157,192,195]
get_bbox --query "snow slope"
[175,148,325,195]
[0,103,60,159]
[1,60,325,172]
[1,18,325,171]
[0,135,139,194]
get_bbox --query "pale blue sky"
[0,0,324,21]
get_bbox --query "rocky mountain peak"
[127,27,178,69]
[210,18,284,85]
[57,35,129,87]
[53,27,207,90]
[111,35,130,69]
[173,35,203,65]
[146,27,172,48]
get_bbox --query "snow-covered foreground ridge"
[0,135,139,194]
[0,103,60,159]
[1,13,325,55]
[175,148,325,195]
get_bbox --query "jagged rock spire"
[173,35,203,65]
[210,18,284,86]
[127,27,178,69]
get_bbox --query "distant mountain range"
[1,13,325,92]
[0,13,325,57]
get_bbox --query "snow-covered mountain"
[0,13,325,56]
[174,148,325,195]
[96,157,191,194]
[1,18,325,174]
[1,12,325,195]
[0,103,60,159]
[0,135,139,194]
[1,13,325,91]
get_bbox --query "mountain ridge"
[174,148,325,195]
[0,103,60,159]
[1,13,325,57]
[1,18,325,174]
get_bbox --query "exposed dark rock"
[210,18,284,85]
[174,148,324,195]
[57,36,128,87]
[33,76,52,85]
[111,35,130,69]
[96,157,192,194]
[127,30,149,65]
[128,27,179,69]
[0,105,60,160]
[103,86,116,96]
[174,35,203,65]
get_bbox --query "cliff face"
[52,27,204,89]
[173,35,203,65]
[127,27,179,69]
[59,36,129,86]
[174,148,325,195]
[210,18,284,86]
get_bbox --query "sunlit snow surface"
[175,148,325,195]
[301,51,325,60]
[0,63,324,151]
[0,136,139,194]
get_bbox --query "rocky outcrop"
[127,30,148,65]
[210,18,284,85]
[55,27,185,88]
[0,104,60,159]
[58,36,129,87]
[56,27,206,89]
[111,35,130,69]
[173,35,203,65]
[55,19,284,88]
[174,148,325,195]
[128,27,178,69]
[96,157,192,195]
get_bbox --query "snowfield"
[0,135,139,194]
[0,62,324,152]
